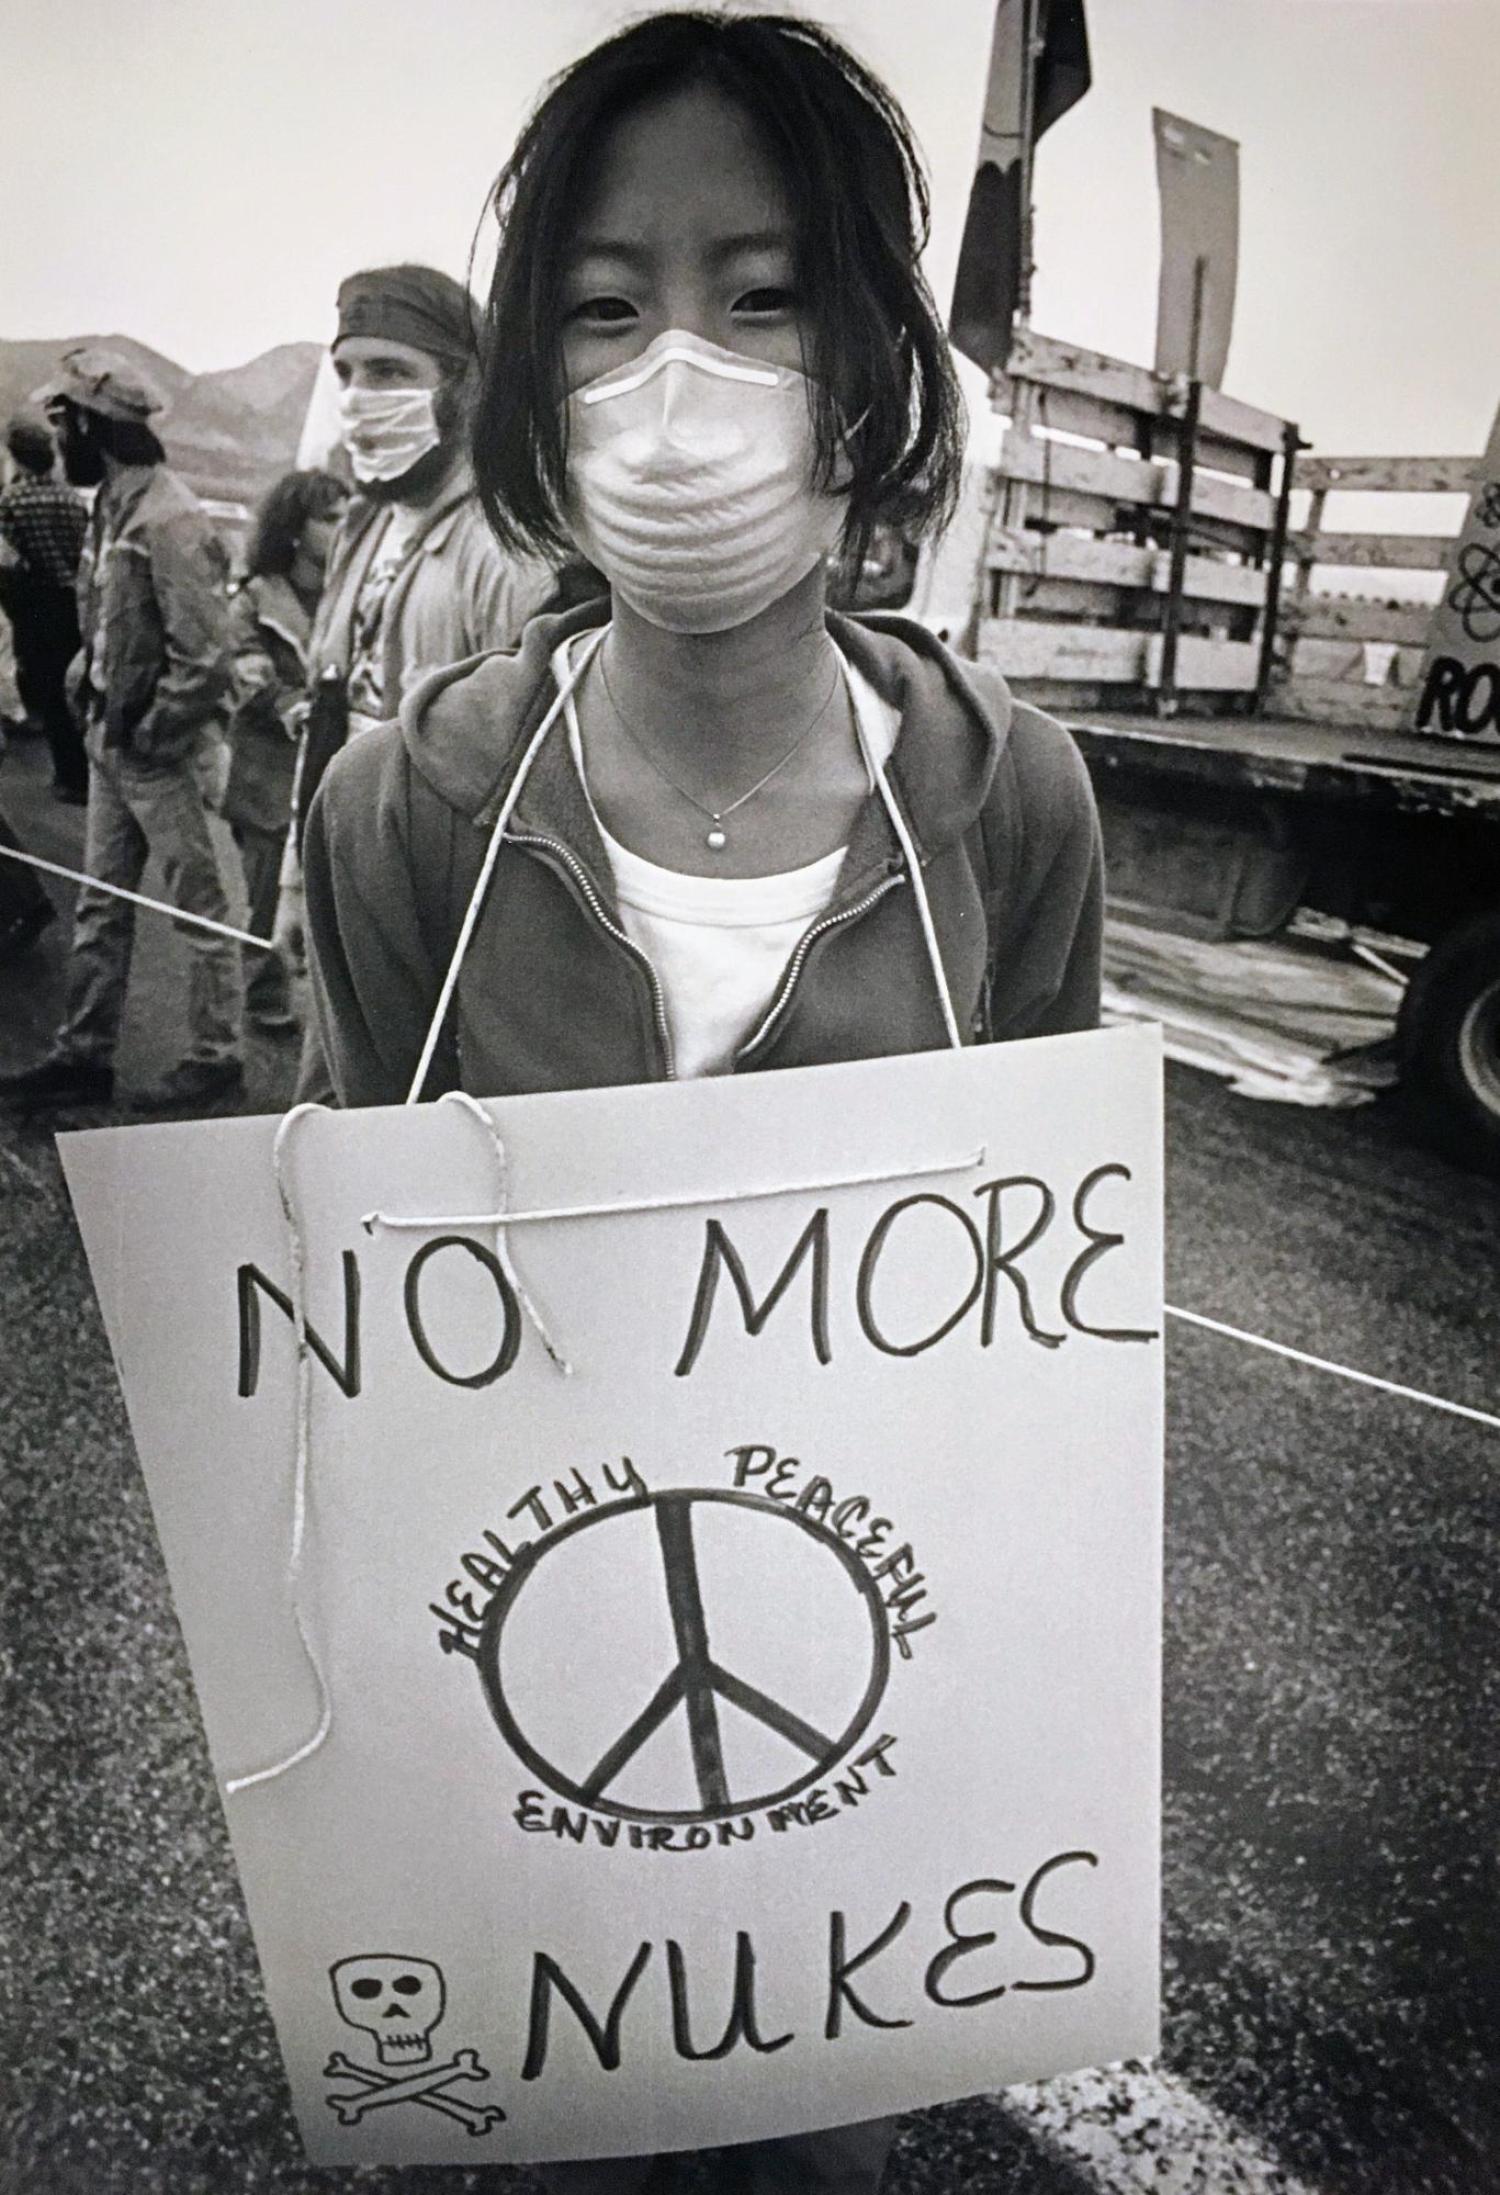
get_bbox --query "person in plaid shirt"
[0,416,88,800]
[0,349,243,1117]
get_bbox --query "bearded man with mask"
[0,348,243,1116]
[293,264,556,838]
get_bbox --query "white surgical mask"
[564,330,847,634]
[337,385,441,484]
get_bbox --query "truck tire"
[1397,911,1500,1172]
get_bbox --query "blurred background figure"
[0,413,88,802]
[285,264,557,1098]
[0,347,241,1116]
[223,467,346,1036]
[296,261,556,837]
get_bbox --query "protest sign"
[1410,398,1500,741]
[1153,109,1239,390]
[61,1029,1163,2166]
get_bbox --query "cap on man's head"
[334,265,477,371]
[46,346,163,424]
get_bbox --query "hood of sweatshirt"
[388,602,1016,861]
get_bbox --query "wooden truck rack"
[919,330,1500,1166]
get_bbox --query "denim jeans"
[56,727,241,1068]
[233,821,292,1017]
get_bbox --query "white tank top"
[555,634,898,1077]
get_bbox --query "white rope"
[0,842,275,950]
[854,681,965,1051]
[439,1092,573,1375]
[1167,1304,1500,1433]
[361,1143,989,1235]
[404,631,606,1106]
[224,1103,336,1795]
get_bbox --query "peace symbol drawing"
[476,1492,891,1822]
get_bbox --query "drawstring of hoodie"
[847,667,965,1051]
[405,627,608,1105]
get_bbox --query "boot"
[128,1057,245,1116]
[0,1053,114,1109]
[0,899,57,962]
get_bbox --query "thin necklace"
[597,643,844,851]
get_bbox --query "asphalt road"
[2,728,1497,2193]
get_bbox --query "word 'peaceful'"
[236,1163,1154,1399]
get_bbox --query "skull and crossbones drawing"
[325,1956,505,2136]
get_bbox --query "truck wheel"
[1397,912,1500,1172]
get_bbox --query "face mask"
[564,331,847,634]
[337,386,441,484]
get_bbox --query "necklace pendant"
[706,826,728,851]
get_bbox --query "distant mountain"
[0,334,192,427]
[0,334,322,508]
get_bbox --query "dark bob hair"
[243,468,347,581]
[472,10,966,567]
[6,417,56,475]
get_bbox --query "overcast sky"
[1,0,1494,457]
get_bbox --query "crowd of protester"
[0,265,568,1112]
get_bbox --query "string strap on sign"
[440,1092,572,1375]
[361,1141,990,1236]
[224,1103,337,1796]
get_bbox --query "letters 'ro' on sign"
[62,1030,1164,2165]
[1410,399,1500,742]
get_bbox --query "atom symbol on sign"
[1447,541,1500,645]
[477,1491,890,1823]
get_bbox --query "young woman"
[303,15,1103,2186]
[223,468,346,1029]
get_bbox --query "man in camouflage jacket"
[0,347,244,1115]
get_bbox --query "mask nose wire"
[578,338,784,408]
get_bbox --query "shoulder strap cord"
[851,679,964,1052]
[406,628,606,1104]
[224,1101,335,1794]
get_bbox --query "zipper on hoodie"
[507,828,678,1079]
[735,871,905,1067]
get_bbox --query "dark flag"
[949,0,1091,373]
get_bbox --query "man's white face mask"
[563,330,848,634]
[337,385,442,485]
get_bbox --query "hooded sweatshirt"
[302,603,1103,1108]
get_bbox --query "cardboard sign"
[1410,399,1500,741]
[61,1031,1163,2166]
